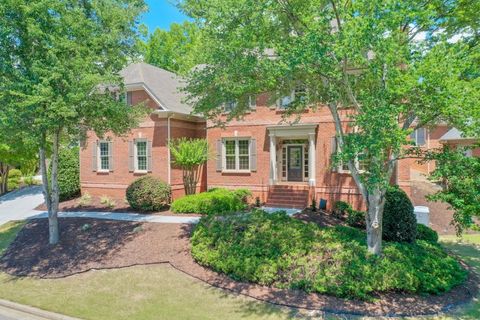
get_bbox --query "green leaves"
[425,145,480,234]
[142,22,204,74]
[0,0,147,140]
[168,138,210,169]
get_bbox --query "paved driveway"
[0,186,45,226]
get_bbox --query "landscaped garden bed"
[1,216,478,317]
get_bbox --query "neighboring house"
[80,62,206,199]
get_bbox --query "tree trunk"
[0,162,9,194]
[366,189,385,255]
[183,166,199,195]
[40,130,61,245]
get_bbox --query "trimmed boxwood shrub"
[171,188,251,214]
[48,147,80,201]
[416,224,439,243]
[126,176,171,211]
[191,210,467,300]
[383,186,417,243]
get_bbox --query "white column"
[269,133,277,185]
[308,132,316,186]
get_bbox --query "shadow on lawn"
[0,218,142,277]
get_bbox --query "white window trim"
[222,138,251,173]
[97,140,110,172]
[411,128,427,146]
[276,87,307,110]
[134,138,148,173]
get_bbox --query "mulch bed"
[0,218,478,317]
[293,209,345,227]
[35,196,202,217]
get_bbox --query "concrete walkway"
[30,210,201,224]
[0,299,80,320]
[0,186,45,226]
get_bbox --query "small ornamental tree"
[168,138,209,195]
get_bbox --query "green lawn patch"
[191,210,467,300]
[0,220,25,255]
[440,235,480,320]
[171,188,251,214]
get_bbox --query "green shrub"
[171,188,250,214]
[416,224,439,243]
[126,176,171,211]
[48,147,80,201]
[191,210,466,300]
[22,176,38,186]
[346,209,366,228]
[333,200,365,228]
[333,201,351,215]
[7,169,22,190]
[383,186,417,243]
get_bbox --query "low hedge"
[126,176,171,211]
[191,210,467,300]
[171,188,251,214]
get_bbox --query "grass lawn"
[0,220,478,320]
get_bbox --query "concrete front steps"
[265,185,309,209]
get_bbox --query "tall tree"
[142,21,203,74]
[0,0,148,244]
[180,0,480,254]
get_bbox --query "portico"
[267,124,317,186]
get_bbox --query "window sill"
[97,170,110,173]
[134,170,148,174]
[222,170,251,174]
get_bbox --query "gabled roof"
[440,128,466,141]
[120,62,193,115]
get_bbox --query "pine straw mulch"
[0,218,478,317]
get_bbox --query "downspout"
[167,113,172,185]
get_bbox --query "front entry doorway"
[287,146,303,182]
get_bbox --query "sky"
[141,0,189,32]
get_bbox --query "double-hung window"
[410,128,426,146]
[223,139,250,171]
[98,141,111,171]
[277,86,307,109]
[135,140,148,171]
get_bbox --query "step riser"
[266,200,307,205]
[268,195,306,201]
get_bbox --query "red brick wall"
[206,93,365,210]
[80,89,206,200]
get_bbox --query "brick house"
[80,62,206,199]
[80,62,476,210]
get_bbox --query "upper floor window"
[248,95,256,109]
[277,86,307,109]
[223,138,250,171]
[224,101,237,113]
[410,128,426,146]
